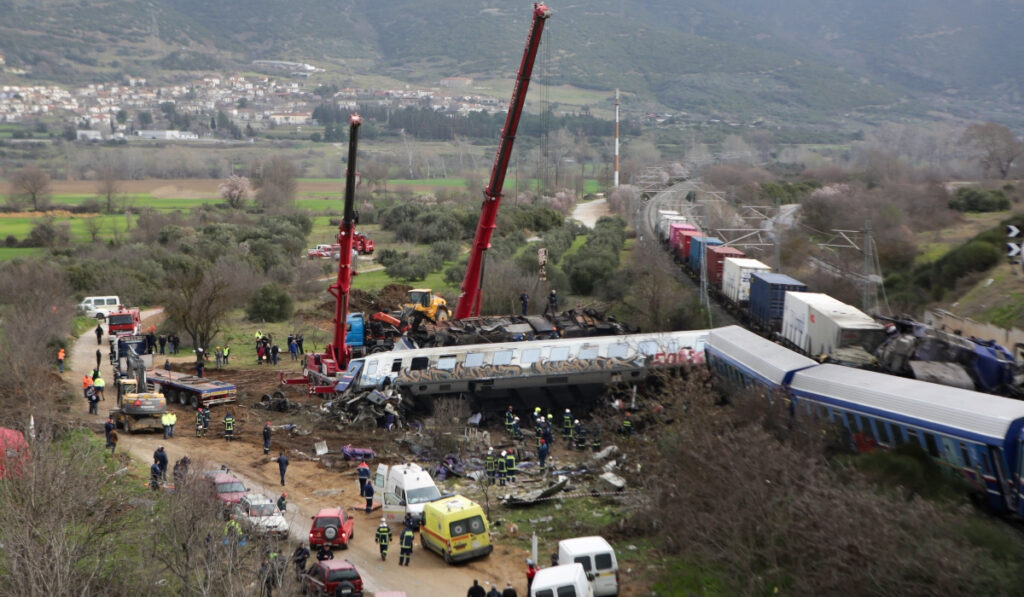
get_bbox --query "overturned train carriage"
[335,330,709,418]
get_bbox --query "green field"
[0,247,43,260]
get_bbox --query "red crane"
[283,114,363,394]
[454,2,552,319]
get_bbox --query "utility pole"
[613,89,620,188]
[863,220,875,313]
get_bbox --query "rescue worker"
[621,412,634,436]
[562,408,573,439]
[505,405,516,436]
[277,492,287,513]
[168,411,177,438]
[511,416,524,440]
[275,451,289,486]
[162,412,172,439]
[95,323,103,345]
[591,423,602,452]
[534,418,545,449]
[82,374,94,398]
[263,421,272,454]
[223,411,235,441]
[398,525,414,566]
[103,416,115,448]
[195,406,204,437]
[375,517,392,561]
[485,447,496,485]
[316,544,333,561]
[545,289,558,317]
[357,461,370,494]
[223,344,231,364]
[533,406,542,421]
[537,438,549,471]
[57,347,65,373]
[292,545,310,577]
[86,385,99,415]
[154,446,168,481]
[497,450,508,487]
[223,518,245,547]
[149,458,162,490]
[364,480,375,513]
[404,512,416,531]
[573,420,586,451]
[202,406,211,434]
[505,449,517,484]
[543,415,555,446]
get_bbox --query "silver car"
[231,494,289,536]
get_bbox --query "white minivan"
[79,296,121,319]
[530,563,594,597]
[557,536,619,596]
[372,462,443,526]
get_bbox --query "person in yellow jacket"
[167,411,177,438]
[161,412,172,439]
[93,375,106,401]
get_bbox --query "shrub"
[948,188,1010,212]
[246,283,294,322]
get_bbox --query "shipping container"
[782,292,884,357]
[721,258,771,304]
[689,236,723,273]
[748,273,806,332]
[657,214,688,242]
[677,230,704,262]
[706,246,745,289]
[669,222,698,252]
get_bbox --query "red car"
[204,471,247,508]
[309,507,355,550]
[301,559,363,596]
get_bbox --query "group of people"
[82,369,106,415]
[484,447,518,486]
[467,578,520,597]
[518,289,560,319]
[157,333,183,355]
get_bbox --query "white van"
[79,296,121,319]
[530,563,593,597]
[557,536,619,596]
[372,462,442,526]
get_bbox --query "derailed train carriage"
[705,325,1024,515]
[335,330,709,419]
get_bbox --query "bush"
[432,240,460,262]
[245,283,294,322]
[948,188,1010,212]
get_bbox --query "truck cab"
[106,307,141,336]
[372,463,443,527]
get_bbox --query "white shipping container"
[782,292,884,356]
[657,214,688,241]
[781,292,836,353]
[721,258,771,303]
[806,300,884,357]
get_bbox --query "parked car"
[301,559,364,596]
[203,471,247,508]
[231,494,289,537]
[309,507,355,550]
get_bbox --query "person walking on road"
[95,323,103,345]
[262,421,272,455]
[357,461,370,495]
[86,386,99,415]
[275,451,289,486]
[375,518,392,561]
[95,349,102,370]
[468,579,487,597]
[398,526,414,566]
[363,480,375,513]
[223,411,235,441]
[487,585,502,597]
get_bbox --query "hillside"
[2,0,1024,125]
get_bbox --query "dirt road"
[64,313,529,596]
[570,197,611,229]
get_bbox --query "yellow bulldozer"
[404,289,450,322]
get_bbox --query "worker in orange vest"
[82,374,94,398]
[57,348,66,373]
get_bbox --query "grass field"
[0,247,43,260]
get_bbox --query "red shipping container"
[669,223,698,252]
[678,231,704,261]
[706,245,745,288]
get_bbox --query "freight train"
[655,210,1024,396]
[705,325,1024,515]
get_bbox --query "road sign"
[1009,225,1020,238]
[1008,242,1022,258]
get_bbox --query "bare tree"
[252,156,297,212]
[962,122,1024,179]
[96,165,120,213]
[83,217,102,242]
[8,164,52,211]
[162,256,259,351]
[615,239,700,331]
[219,175,252,209]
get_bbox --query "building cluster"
[0,70,507,140]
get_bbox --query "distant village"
[0,56,504,141]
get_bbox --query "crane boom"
[455,2,552,319]
[325,114,363,370]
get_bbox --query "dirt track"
[64,312,531,596]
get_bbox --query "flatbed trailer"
[147,369,237,408]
